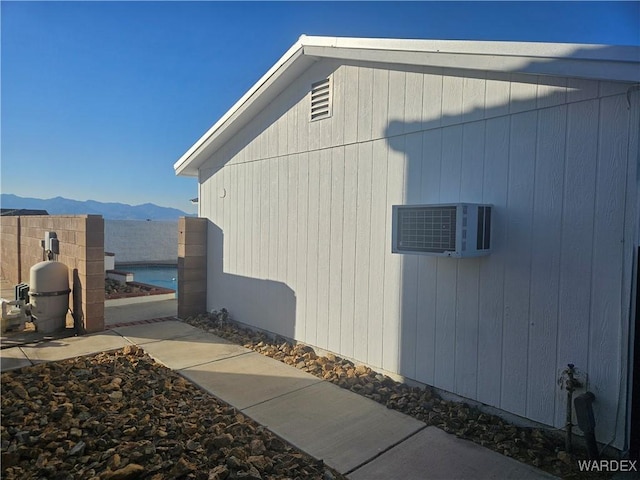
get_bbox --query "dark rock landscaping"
[1,345,342,480]
[185,310,613,480]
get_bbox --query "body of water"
[121,265,177,291]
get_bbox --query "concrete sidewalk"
[1,319,557,479]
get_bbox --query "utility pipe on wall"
[564,363,582,453]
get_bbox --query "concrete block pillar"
[177,217,207,319]
[78,215,105,333]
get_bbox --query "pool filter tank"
[29,231,71,333]
[0,231,71,334]
[28,260,70,333]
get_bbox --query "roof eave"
[175,36,640,177]
[302,37,640,82]
[174,37,316,177]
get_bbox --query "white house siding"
[198,58,639,449]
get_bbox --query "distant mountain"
[0,194,194,221]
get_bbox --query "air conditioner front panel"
[392,203,492,257]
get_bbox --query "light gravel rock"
[1,346,342,479]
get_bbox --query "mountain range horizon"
[0,193,194,221]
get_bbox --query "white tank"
[29,261,70,333]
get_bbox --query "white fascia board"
[302,35,638,61]
[174,37,312,177]
[303,37,640,82]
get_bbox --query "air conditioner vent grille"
[397,206,457,253]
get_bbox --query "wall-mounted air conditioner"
[392,203,492,258]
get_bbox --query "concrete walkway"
[1,314,557,479]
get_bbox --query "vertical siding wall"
[0,215,105,333]
[199,60,639,448]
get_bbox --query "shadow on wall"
[385,47,638,449]
[383,65,596,403]
[207,221,297,340]
[72,269,84,334]
[386,118,494,394]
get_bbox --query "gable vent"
[310,77,332,121]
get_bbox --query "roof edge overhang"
[304,36,640,82]
[175,35,640,177]
[174,37,315,177]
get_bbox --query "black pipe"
[574,392,599,460]
[566,364,576,453]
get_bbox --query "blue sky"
[2,1,638,214]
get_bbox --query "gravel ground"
[1,344,343,480]
[184,310,614,480]
[1,309,613,480]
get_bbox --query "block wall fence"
[105,219,178,264]
[0,215,104,333]
[177,216,207,319]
